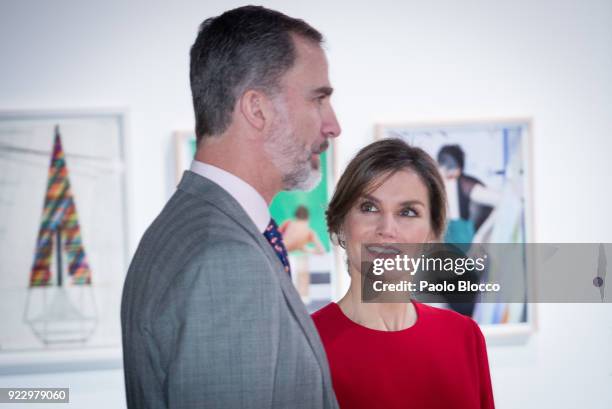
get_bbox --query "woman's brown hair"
[326,138,447,246]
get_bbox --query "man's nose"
[322,105,341,139]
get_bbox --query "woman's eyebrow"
[360,194,380,204]
[361,194,425,207]
[399,200,426,207]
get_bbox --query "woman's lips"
[365,244,402,259]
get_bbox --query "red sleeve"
[470,319,495,409]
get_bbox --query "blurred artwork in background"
[270,149,335,312]
[173,131,336,312]
[0,111,127,362]
[26,126,97,344]
[173,131,198,184]
[279,206,326,303]
[377,120,533,327]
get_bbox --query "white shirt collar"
[189,160,270,233]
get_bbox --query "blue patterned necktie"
[263,219,291,276]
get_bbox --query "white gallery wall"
[1,0,611,408]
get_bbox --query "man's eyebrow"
[313,86,334,96]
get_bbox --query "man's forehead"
[291,34,327,64]
[290,32,322,51]
[283,36,330,89]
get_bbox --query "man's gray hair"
[190,6,323,144]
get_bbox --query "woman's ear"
[336,229,346,248]
[426,229,441,244]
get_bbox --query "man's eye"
[400,207,418,217]
[359,202,377,213]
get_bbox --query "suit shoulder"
[139,189,258,253]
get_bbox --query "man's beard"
[264,102,328,191]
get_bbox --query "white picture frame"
[375,118,536,339]
[0,110,129,373]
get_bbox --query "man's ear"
[239,89,273,133]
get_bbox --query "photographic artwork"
[376,119,535,333]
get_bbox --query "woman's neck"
[337,280,417,331]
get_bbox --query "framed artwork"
[174,131,197,184]
[0,110,128,372]
[173,131,338,312]
[376,119,535,337]
[270,146,337,313]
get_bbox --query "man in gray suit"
[121,6,341,409]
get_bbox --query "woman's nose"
[376,213,398,240]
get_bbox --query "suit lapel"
[177,171,331,375]
[253,232,331,374]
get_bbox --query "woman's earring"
[337,232,346,248]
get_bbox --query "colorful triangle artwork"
[29,126,92,286]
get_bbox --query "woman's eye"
[359,202,377,213]
[400,207,418,217]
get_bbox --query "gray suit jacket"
[121,171,338,409]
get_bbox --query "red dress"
[312,302,495,409]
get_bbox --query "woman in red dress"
[312,139,495,409]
